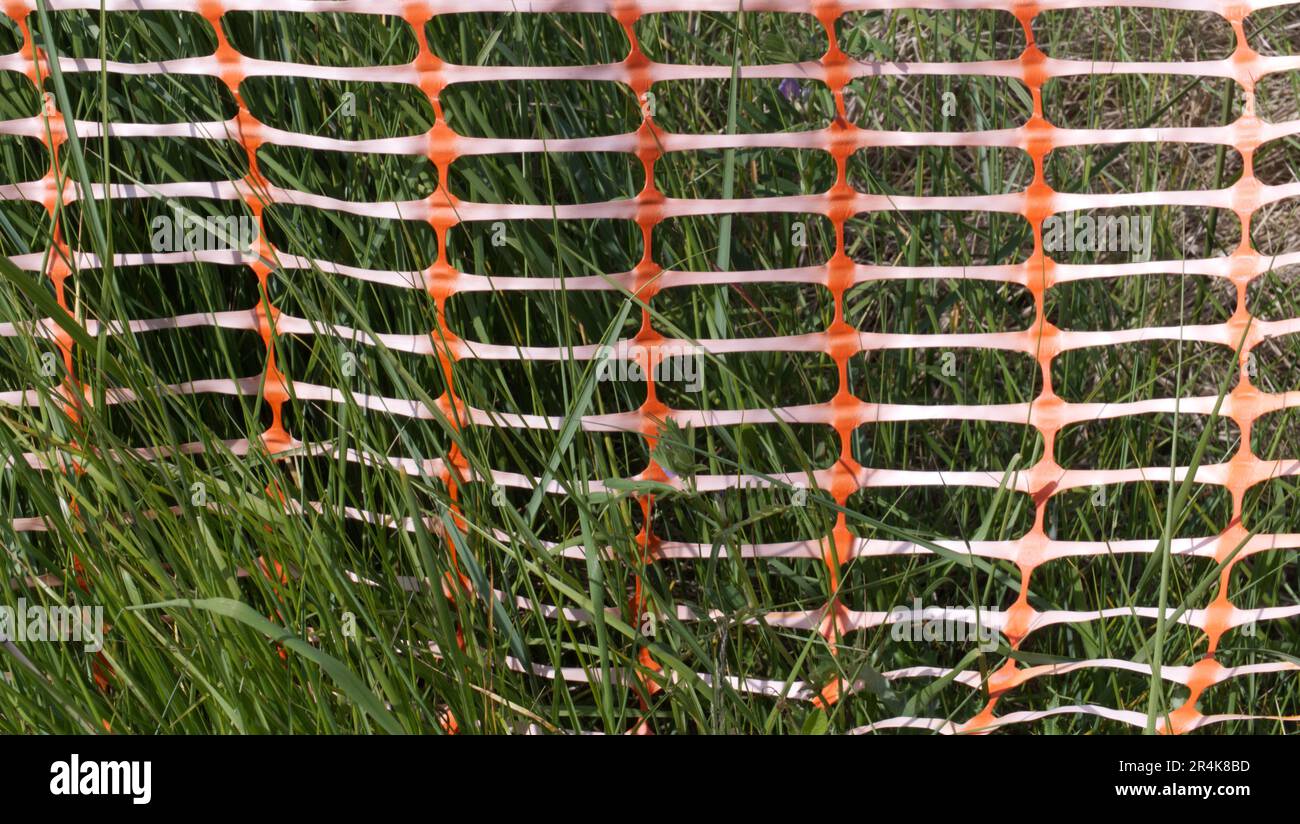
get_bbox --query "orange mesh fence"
[2,0,1300,734]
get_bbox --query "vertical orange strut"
[814,0,865,709]
[10,2,114,706]
[617,0,667,735]
[410,1,469,733]
[200,2,296,663]
[1163,3,1260,736]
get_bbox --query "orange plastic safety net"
[4,0,1300,734]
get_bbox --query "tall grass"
[0,6,1296,734]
